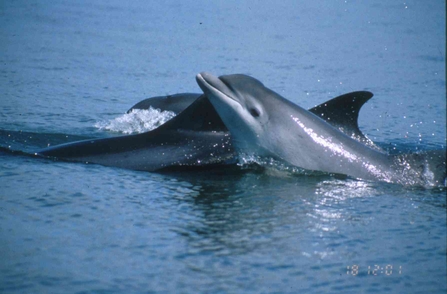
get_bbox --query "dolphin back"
[37,94,235,171]
[127,93,201,114]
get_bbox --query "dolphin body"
[127,93,201,114]
[38,96,235,171]
[37,89,376,172]
[196,72,446,187]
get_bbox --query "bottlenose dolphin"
[37,89,376,172]
[38,96,235,171]
[196,72,446,186]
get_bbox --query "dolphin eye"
[249,108,260,118]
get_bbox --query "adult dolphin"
[196,72,446,187]
[37,89,376,172]
[38,96,235,171]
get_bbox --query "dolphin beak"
[196,72,235,102]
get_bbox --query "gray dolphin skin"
[37,90,376,172]
[127,93,201,114]
[196,72,446,186]
[38,96,235,171]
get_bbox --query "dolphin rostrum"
[196,72,446,186]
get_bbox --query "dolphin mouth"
[196,72,239,104]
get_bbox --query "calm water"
[1,1,446,293]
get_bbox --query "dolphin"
[37,95,235,171]
[37,89,377,172]
[127,93,201,114]
[196,72,446,186]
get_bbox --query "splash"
[95,108,176,134]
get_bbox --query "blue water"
[1,1,446,293]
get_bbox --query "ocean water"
[0,1,446,293]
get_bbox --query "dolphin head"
[196,72,276,154]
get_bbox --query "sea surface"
[0,1,446,293]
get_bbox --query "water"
[1,0,446,293]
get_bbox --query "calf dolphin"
[37,89,376,172]
[196,72,446,186]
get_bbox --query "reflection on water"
[315,179,380,199]
[163,174,381,263]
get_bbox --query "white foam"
[95,108,176,134]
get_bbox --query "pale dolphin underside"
[37,90,376,172]
[196,72,446,187]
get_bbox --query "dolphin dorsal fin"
[309,91,377,148]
